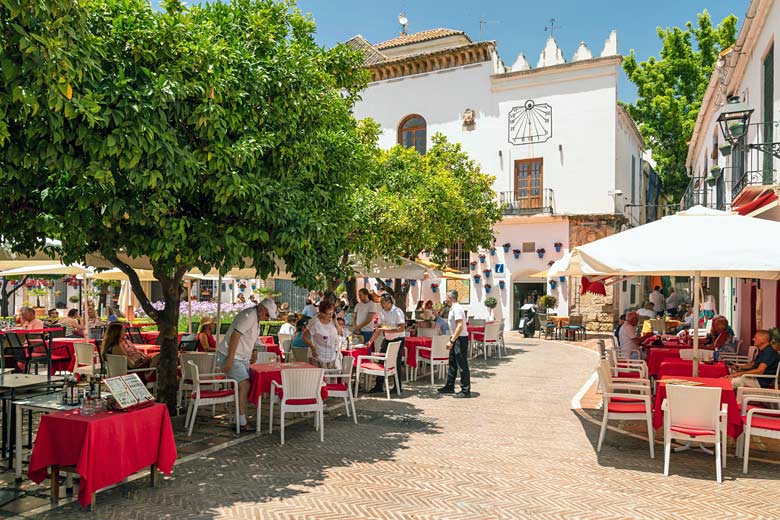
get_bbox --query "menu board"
[103,374,155,408]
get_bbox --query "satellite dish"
[398,12,408,34]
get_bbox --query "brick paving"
[23,333,780,519]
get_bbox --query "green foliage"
[483,296,498,309]
[623,10,738,200]
[538,295,557,310]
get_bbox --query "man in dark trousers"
[438,290,471,398]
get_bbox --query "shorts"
[216,352,250,382]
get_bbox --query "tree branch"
[7,275,29,296]
[105,254,158,320]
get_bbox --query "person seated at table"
[618,312,651,359]
[291,317,309,348]
[196,317,217,352]
[59,309,86,337]
[45,308,60,327]
[19,306,44,330]
[301,298,317,318]
[636,303,656,319]
[706,316,737,353]
[106,307,118,323]
[302,300,343,369]
[726,330,780,389]
[337,316,350,336]
[614,313,626,339]
[279,313,297,336]
[101,322,156,371]
[681,305,694,327]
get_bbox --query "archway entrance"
[512,282,545,329]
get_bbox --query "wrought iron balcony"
[728,121,779,199]
[498,188,555,216]
[681,177,732,212]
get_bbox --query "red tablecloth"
[248,362,326,407]
[28,403,177,507]
[140,331,183,344]
[404,337,431,368]
[652,377,742,438]
[467,325,485,339]
[643,337,689,348]
[647,348,683,378]
[265,344,284,361]
[341,346,370,359]
[50,338,96,373]
[259,336,276,345]
[657,360,729,379]
[135,344,161,356]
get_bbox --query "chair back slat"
[104,354,127,377]
[679,349,713,362]
[483,323,500,341]
[181,352,216,381]
[597,360,613,394]
[568,315,583,327]
[666,385,722,431]
[281,368,324,401]
[278,334,293,351]
[5,332,23,348]
[126,326,145,344]
[469,318,486,327]
[597,340,607,360]
[417,328,437,338]
[384,340,402,371]
[74,342,95,370]
[432,336,449,358]
[255,352,278,364]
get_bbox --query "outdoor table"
[642,336,690,348]
[404,336,431,369]
[341,346,370,360]
[28,403,176,508]
[248,362,327,432]
[50,338,96,373]
[641,319,683,334]
[264,344,284,361]
[259,336,276,345]
[647,348,684,378]
[0,374,64,469]
[652,376,742,438]
[139,331,183,345]
[14,393,79,480]
[657,360,729,380]
[134,344,161,356]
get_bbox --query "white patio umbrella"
[0,263,92,277]
[568,205,780,375]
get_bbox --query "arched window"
[398,115,427,154]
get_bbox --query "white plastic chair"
[738,360,780,390]
[184,360,239,436]
[355,340,402,399]
[255,351,279,364]
[662,384,727,483]
[269,368,325,444]
[679,349,713,362]
[736,387,780,473]
[596,360,655,458]
[473,323,501,360]
[324,356,357,424]
[177,352,217,410]
[417,336,450,384]
[608,346,648,378]
[278,333,293,351]
[73,342,100,376]
[417,328,437,338]
[104,353,158,392]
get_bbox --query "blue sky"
[153,1,749,103]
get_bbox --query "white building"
[686,0,780,344]
[349,27,645,330]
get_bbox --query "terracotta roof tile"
[344,35,388,66]
[376,28,469,50]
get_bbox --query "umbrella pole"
[215,273,222,346]
[692,271,701,377]
[187,280,192,334]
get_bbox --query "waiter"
[438,290,471,398]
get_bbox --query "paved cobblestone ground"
[29,334,780,519]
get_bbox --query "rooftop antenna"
[398,12,408,35]
[545,17,561,38]
[479,17,499,39]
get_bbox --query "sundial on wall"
[508,100,553,145]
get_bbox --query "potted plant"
[538,295,557,310]
[502,243,511,253]
[385,278,393,286]
[536,248,546,259]
[706,165,723,187]
[549,280,557,290]
[470,261,477,271]
[498,280,506,290]
[409,280,417,286]
[68,295,80,304]
[237,282,247,290]
[554,242,563,252]
[482,269,491,279]
[430,283,439,293]
[548,260,555,267]
[484,283,492,294]
[512,248,521,259]
[478,254,486,263]
[484,295,497,313]
[559,276,566,283]
[489,247,496,256]
[719,143,732,157]
[29,287,47,308]
[728,120,747,139]
[473,274,481,284]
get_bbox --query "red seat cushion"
[325,383,348,392]
[191,389,234,399]
[418,350,448,361]
[360,361,386,371]
[742,415,780,431]
[607,401,647,413]
[745,404,779,416]
[670,426,716,437]
[616,371,641,378]
[611,395,645,403]
[471,333,484,341]
[273,388,319,406]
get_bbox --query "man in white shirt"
[217,301,269,430]
[353,288,378,344]
[301,299,317,318]
[438,290,471,397]
[618,311,644,359]
[278,313,297,336]
[665,288,681,315]
[649,286,665,316]
[637,303,656,319]
[366,293,406,394]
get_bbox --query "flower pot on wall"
[482,270,490,279]
[431,284,439,293]
[554,243,562,252]
[410,280,417,286]
[498,280,506,290]
[470,262,477,271]
[489,248,496,256]
[549,280,557,290]
[484,284,492,294]
[512,249,521,259]
[479,255,486,264]
[719,143,732,157]
[559,276,566,283]
[502,244,511,253]
[473,275,481,284]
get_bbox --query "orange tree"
[0,0,371,411]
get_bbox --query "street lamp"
[717,95,754,144]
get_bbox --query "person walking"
[438,290,471,398]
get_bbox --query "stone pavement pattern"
[31,334,780,519]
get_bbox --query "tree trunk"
[0,276,27,317]
[392,278,410,312]
[155,276,181,415]
[344,276,357,309]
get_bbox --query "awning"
[734,191,779,216]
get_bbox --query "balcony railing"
[728,121,779,199]
[681,177,733,212]
[498,188,554,216]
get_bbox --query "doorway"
[512,282,546,329]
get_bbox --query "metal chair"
[564,316,586,341]
[2,333,30,372]
[126,326,145,344]
[88,327,104,342]
[178,334,199,352]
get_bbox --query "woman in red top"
[197,318,217,352]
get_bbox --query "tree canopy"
[623,10,738,200]
[0,0,372,409]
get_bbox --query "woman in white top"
[303,300,343,369]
